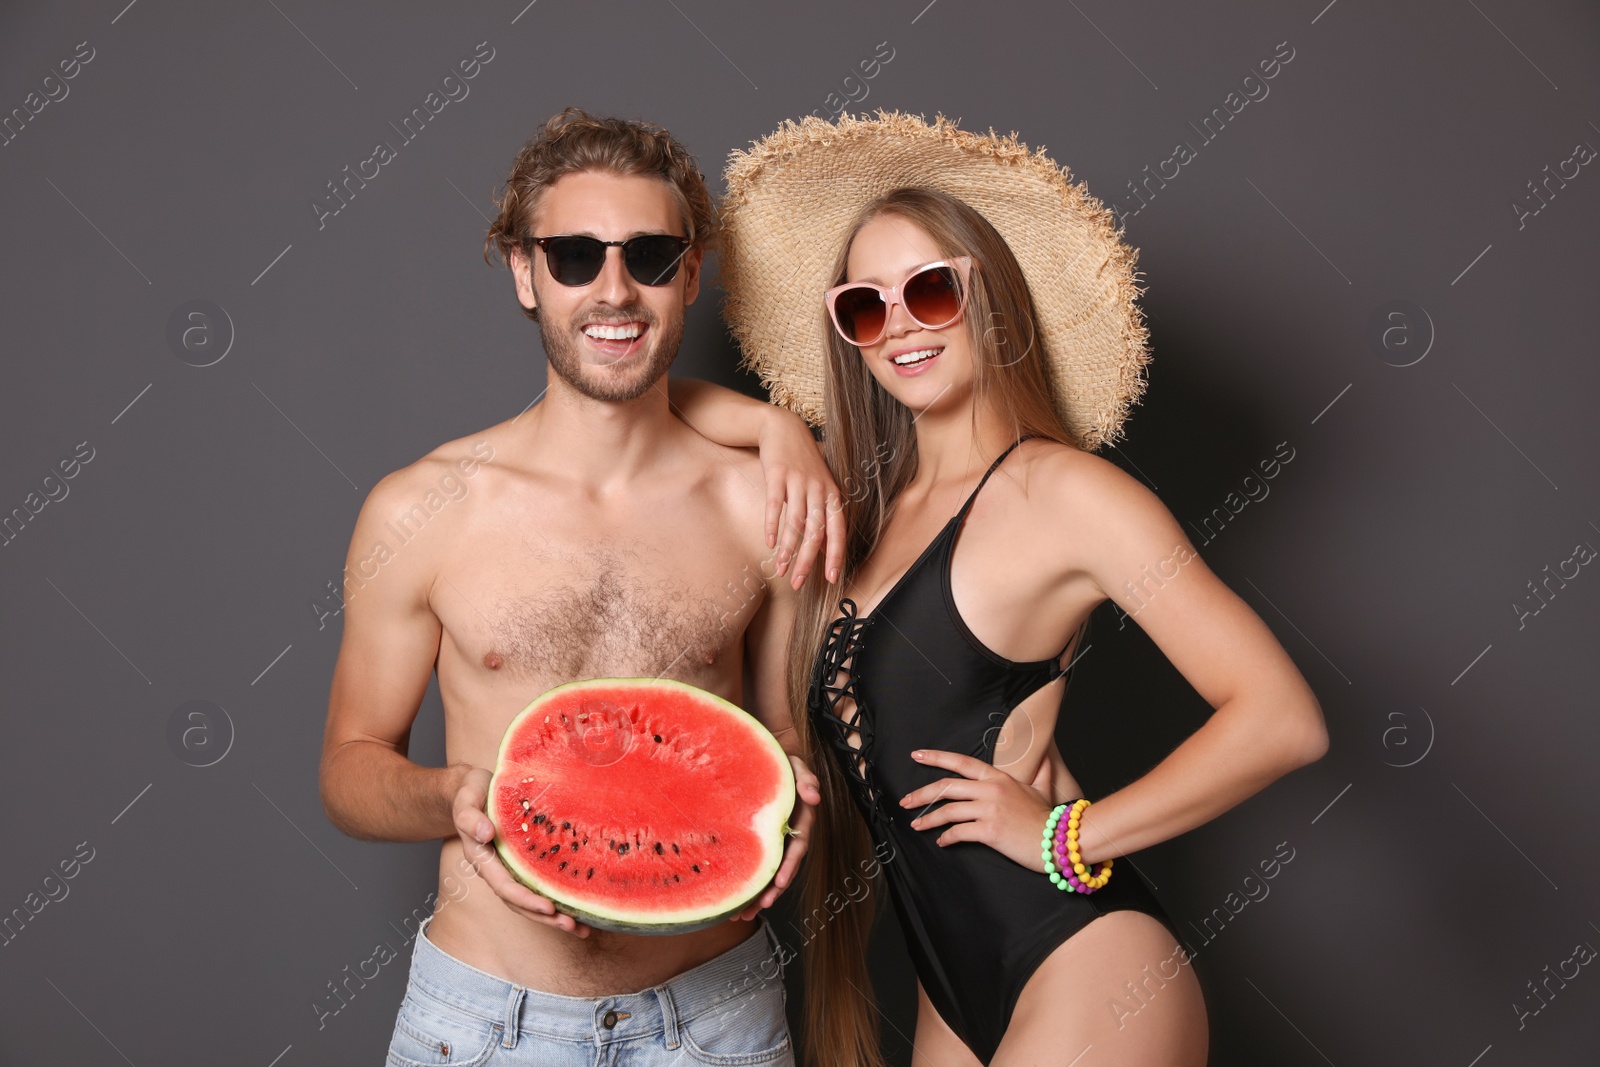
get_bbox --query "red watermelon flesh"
[488,678,795,934]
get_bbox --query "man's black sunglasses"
[527,233,693,287]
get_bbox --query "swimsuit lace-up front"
[806,436,1176,1065]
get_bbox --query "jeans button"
[602,1009,618,1030]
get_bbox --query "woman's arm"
[666,377,845,587]
[898,447,1326,872]
[667,378,773,449]
[1047,451,1328,864]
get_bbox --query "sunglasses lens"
[542,237,606,286]
[904,265,963,327]
[624,235,689,286]
[834,286,888,344]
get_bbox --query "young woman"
[677,113,1327,1067]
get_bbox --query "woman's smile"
[887,343,944,375]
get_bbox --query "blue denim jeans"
[385,914,794,1066]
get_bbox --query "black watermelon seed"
[691,864,701,873]
[532,814,546,824]
[570,842,579,852]
[653,734,663,743]
[587,868,594,878]
[618,843,629,856]
[558,861,568,871]
[654,842,663,855]
[562,821,571,830]
[545,823,556,833]
[672,843,680,854]
[673,874,680,882]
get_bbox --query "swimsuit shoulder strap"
[953,435,1037,525]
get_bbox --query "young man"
[319,108,825,1066]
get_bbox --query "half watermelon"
[487,678,796,934]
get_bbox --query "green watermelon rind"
[487,677,797,935]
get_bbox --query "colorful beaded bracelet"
[1042,799,1113,893]
[1040,804,1070,887]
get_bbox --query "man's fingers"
[520,904,591,937]
[789,756,822,807]
[454,805,493,843]
[795,776,823,805]
[457,824,582,929]
[774,830,808,889]
[464,837,551,914]
[451,769,493,841]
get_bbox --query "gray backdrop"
[3,1,1597,1064]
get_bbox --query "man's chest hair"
[476,543,758,682]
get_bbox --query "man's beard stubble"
[538,305,684,403]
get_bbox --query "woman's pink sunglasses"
[824,257,975,347]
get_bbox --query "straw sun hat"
[718,110,1151,452]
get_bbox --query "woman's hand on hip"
[897,749,1058,872]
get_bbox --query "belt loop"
[656,982,681,1051]
[502,986,525,1049]
[760,918,788,982]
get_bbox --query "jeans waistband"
[405,914,787,1047]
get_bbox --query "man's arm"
[733,567,822,919]
[319,467,463,842]
[741,570,804,755]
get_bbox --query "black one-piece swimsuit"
[807,437,1177,1065]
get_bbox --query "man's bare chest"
[435,521,764,687]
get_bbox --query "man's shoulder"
[363,425,502,523]
[676,432,765,512]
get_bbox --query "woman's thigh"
[912,981,985,1067]
[994,911,1207,1067]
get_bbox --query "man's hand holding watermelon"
[733,751,822,922]
[453,691,824,935]
[452,766,594,936]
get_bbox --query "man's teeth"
[583,323,642,341]
[893,348,941,366]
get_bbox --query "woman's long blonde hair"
[788,187,1089,1067]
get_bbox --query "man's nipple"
[483,650,504,671]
